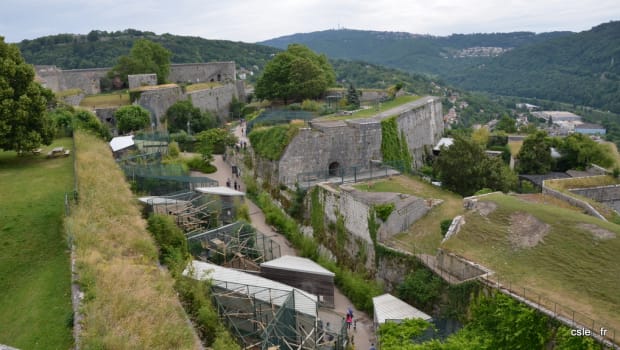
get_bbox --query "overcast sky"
[2,0,619,43]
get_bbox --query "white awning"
[261,255,335,277]
[195,186,245,196]
[373,293,432,324]
[109,135,135,152]
[184,260,318,317]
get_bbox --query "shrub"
[146,214,189,274]
[301,99,322,111]
[440,219,453,237]
[374,203,395,221]
[168,141,180,158]
[185,155,217,174]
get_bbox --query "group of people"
[225,178,240,191]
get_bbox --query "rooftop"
[260,255,335,277]
[373,293,432,324]
[184,260,318,317]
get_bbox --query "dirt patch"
[578,223,616,240]
[473,201,497,216]
[509,212,550,249]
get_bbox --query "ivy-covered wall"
[380,116,413,171]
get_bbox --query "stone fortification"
[275,96,443,186]
[311,183,430,272]
[168,62,236,84]
[569,184,620,213]
[35,62,237,94]
[36,65,108,95]
[136,85,184,128]
[187,84,239,119]
[128,74,157,89]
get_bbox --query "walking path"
[190,124,376,349]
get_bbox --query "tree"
[434,136,516,196]
[556,133,613,171]
[195,128,237,155]
[471,127,490,147]
[108,39,171,85]
[516,131,553,174]
[164,100,215,134]
[115,105,151,134]
[495,115,517,133]
[255,44,335,103]
[346,83,360,108]
[0,37,55,154]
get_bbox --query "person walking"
[369,343,376,350]
[346,313,352,330]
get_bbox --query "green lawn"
[354,175,464,253]
[80,92,130,108]
[0,138,74,349]
[318,95,421,121]
[443,192,620,333]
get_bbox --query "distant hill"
[260,29,571,76]
[261,23,620,114]
[449,21,620,113]
[17,29,279,70]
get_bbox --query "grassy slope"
[317,95,420,121]
[354,175,464,253]
[0,138,74,349]
[69,131,198,349]
[443,192,620,331]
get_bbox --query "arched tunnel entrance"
[328,162,340,176]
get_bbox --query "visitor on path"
[226,178,231,188]
[234,181,238,191]
[369,343,376,350]
[346,313,352,329]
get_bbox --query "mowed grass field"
[442,192,620,332]
[0,138,74,349]
[354,175,464,253]
[80,92,130,108]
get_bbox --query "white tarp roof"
[109,135,135,152]
[261,255,335,277]
[195,186,245,196]
[137,196,188,205]
[373,293,432,324]
[433,137,454,151]
[184,260,318,317]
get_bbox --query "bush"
[301,99,322,111]
[440,219,453,237]
[146,214,188,274]
[374,203,395,221]
[185,155,217,174]
[168,141,180,158]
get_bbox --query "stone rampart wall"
[570,184,620,213]
[187,84,238,119]
[137,86,184,128]
[128,74,157,89]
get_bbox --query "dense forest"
[261,22,620,114]
[260,29,571,76]
[450,21,620,114]
[18,29,279,71]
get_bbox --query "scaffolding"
[185,261,348,350]
[140,190,224,232]
[187,221,281,271]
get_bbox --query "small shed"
[109,135,136,157]
[372,293,432,333]
[433,137,454,155]
[261,255,336,308]
[196,186,245,223]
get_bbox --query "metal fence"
[383,239,620,349]
[296,162,402,188]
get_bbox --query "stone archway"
[328,162,340,176]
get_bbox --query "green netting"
[247,110,315,134]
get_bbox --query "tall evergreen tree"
[346,83,360,108]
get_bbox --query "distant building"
[516,103,540,111]
[542,111,582,123]
[575,123,606,135]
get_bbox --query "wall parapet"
[542,180,607,221]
